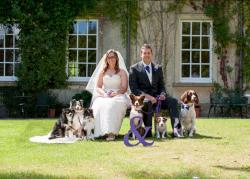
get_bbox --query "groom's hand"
[145,94,157,104]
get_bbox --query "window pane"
[69,50,77,62]
[182,36,190,49]
[181,51,190,63]
[192,65,200,77]
[78,35,86,48]
[88,50,96,63]
[79,50,86,62]
[201,65,209,77]
[6,49,13,62]
[202,22,210,35]
[0,64,3,76]
[5,25,13,34]
[192,22,200,35]
[14,63,20,76]
[78,64,86,77]
[78,21,87,34]
[182,22,190,34]
[15,35,20,48]
[191,51,200,63]
[6,35,13,48]
[182,65,190,77]
[201,51,209,63]
[68,63,77,77]
[88,21,97,34]
[14,49,21,62]
[88,64,96,77]
[192,36,200,49]
[0,50,3,62]
[5,63,13,76]
[69,35,77,48]
[69,22,77,34]
[0,35,3,47]
[88,36,96,48]
[202,37,209,49]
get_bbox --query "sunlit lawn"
[0,118,250,179]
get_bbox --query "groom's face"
[141,48,152,63]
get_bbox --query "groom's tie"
[145,65,150,73]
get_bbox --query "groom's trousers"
[142,96,180,138]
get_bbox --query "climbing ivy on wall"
[0,0,96,93]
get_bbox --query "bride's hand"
[109,91,118,97]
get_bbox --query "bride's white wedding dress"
[92,74,130,137]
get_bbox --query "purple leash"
[142,95,162,115]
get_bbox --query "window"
[0,24,20,81]
[180,21,212,83]
[67,20,98,81]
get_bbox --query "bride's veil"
[85,50,130,103]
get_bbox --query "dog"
[129,94,146,139]
[49,108,75,139]
[83,108,95,140]
[155,116,168,139]
[69,99,85,139]
[179,90,199,137]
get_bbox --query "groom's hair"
[141,44,153,53]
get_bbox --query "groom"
[129,44,181,138]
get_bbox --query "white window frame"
[180,20,213,83]
[0,24,20,81]
[67,19,98,82]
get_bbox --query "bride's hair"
[102,49,120,74]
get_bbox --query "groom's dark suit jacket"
[129,61,166,97]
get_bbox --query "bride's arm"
[96,72,106,96]
[110,70,128,97]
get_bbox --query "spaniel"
[179,90,199,137]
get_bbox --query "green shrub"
[72,90,92,108]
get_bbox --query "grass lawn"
[0,118,250,179]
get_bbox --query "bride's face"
[106,52,117,68]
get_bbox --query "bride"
[86,49,130,141]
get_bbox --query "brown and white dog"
[155,116,168,139]
[129,94,146,139]
[179,90,199,137]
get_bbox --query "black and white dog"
[48,108,75,139]
[179,90,199,137]
[83,108,95,140]
[69,99,85,139]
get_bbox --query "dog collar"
[181,104,190,110]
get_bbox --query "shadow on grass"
[214,165,250,172]
[0,171,69,179]
[0,169,215,179]
[87,132,222,143]
[125,169,214,179]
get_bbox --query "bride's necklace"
[106,69,116,77]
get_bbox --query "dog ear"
[194,92,199,104]
[70,99,76,109]
[139,95,145,103]
[129,94,136,104]
[79,99,84,107]
[163,117,168,122]
[129,94,135,100]
[180,91,188,103]
[155,117,160,123]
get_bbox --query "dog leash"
[142,96,162,115]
